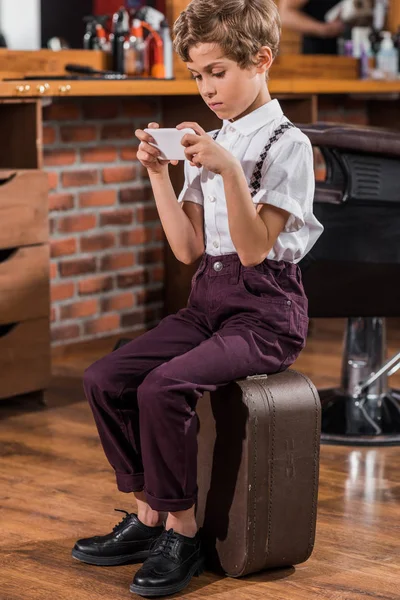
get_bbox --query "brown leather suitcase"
[196,369,321,577]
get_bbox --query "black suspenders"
[211,121,295,197]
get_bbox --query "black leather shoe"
[130,528,205,597]
[72,509,165,566]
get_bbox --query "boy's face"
[186,43,271,122]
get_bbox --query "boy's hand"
[176,121,239,175]
[135,122,179,176]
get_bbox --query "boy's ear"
[256,46,273,73]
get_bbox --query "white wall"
[0,0,41,49]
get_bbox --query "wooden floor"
[1,319,400,600]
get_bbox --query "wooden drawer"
[0,170,48,250]
[0,245,50,325]
[0,318,50,399]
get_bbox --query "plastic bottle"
[160,19,174,80]
[141,22,165,79]
[376,31,398,79]
[359,43,370,80]
[393,27,400,75]
[110,8,130,74]
[124,19,146,76]
[83,17,100,50]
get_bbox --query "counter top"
[1,77,400,99]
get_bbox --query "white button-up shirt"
[177,99,323,264]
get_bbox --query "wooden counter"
[1,77,400,98]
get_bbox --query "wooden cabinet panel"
[0,245,50,325]
[0,318,50,399]
[0,170,48,249]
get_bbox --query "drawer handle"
[0,248,18,264]
[0,323,17,338]
[0,173,17,186]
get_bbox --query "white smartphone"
[144,127,196,161]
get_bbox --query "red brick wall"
[43,98,165,345]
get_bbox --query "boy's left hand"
[176,121,239,175]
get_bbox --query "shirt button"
[208,195,216,203]
[213,261,223,272]
[213,240,219,248]
[287,300,292,306]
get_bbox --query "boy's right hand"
[135,122,179,176]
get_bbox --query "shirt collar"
[222,99,283,136]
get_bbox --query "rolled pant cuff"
[116,472,144,493]
[144,489,196,512]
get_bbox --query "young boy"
[72,0,323,597]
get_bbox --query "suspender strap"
[211,121,295,197]
[249,121,295,197]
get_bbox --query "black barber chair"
[299,123,400,446]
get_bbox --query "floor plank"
[1,320,399,600]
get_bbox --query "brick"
[49,193,75,211]
[60,125,97,143]
[81,146,118,163]
[58,214,96,233]
[60,299,99,320]
[141,165,150,179]
[43,102,81,121]
[151,266,164,283]
[80,233,116,253]
[83,100,120,120]
[120,146,138,161]
[136,206,159,223]
[117,269,148,288]
[138,247,164,264]
[51,307,57,322]
[48,171,59,192]
[51,324,80,342]
[102,166,136,184]
[61,169,98,188]
[121,99,159,118]
[79,190,117,208]
[153,225,164,242]
[101,292,135,313]
[51,281,74,302]
[78,275,114,295]
[59,257,97,277]
[101,124,135,140]
[100,252,135,271]
[120,186,153,204]
[100,209,134,226]
[84,314,120,335]
[50,262,58,279]
[120,228,153,246]
[50,238,77,258]
[136,288,164,305]
[121,310,147,327]
[44,149,77,167]
[43,125,57,145]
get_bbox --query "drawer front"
[0,318,50,399]
[0,170,48,250]
[0,245,50,325]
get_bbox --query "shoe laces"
[150,528,177,558]
[112,508,132,533]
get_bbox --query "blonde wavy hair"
[173,0,281,71]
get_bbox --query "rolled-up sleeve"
[177,160,204,205]
[252,140,315,233]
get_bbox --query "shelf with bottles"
[83,4,173,80]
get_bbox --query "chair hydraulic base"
[320,317,400,446]
[320,388,400,446]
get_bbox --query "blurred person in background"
[280,0,345,54]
